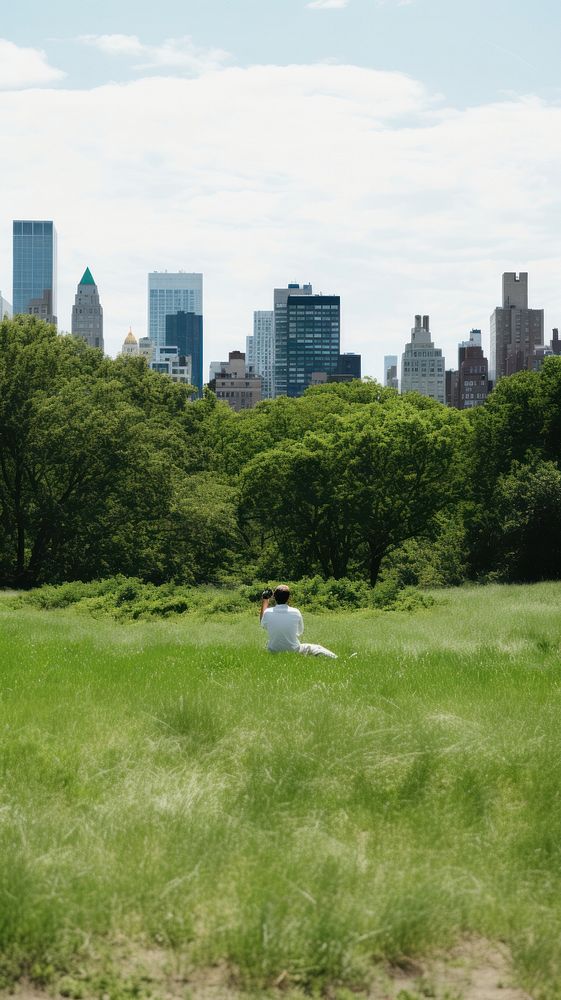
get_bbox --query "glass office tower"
[284,294,341,397]
[273,282,313,397]
[246,310,274,398]
[165,310,203,396]
[148,272,203,351]
[13,221,57,326]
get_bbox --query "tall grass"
[1,583,561,997]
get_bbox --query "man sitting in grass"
[260,584,337,658]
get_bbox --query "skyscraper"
[282,293,341,398]
[550,329,561,356]
[148,272,202,351]
[490,272,544,381]
[71,267,104,351]
[246,310,274,399]
[446,330,489,408]
[165,311,203,396]
[458,329,489,408]
[445,369,460,408]
[273,282,313,397]
[383,355,399,390]
[13,220,57,326]
[400,315,446,404]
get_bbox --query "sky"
[2,0,561,379]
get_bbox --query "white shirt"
[261,604,304,652]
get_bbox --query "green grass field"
[1,584,561,999]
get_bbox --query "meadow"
[1,583,561,999]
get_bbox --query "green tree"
[240,433,354,579]
[0,317,106,584]
[338,404,459,584]
[0,371,172,586]
[494,458,561,582]
[206,379,396,477]
[0,318,222,586]
[464,358,561,578]
[241,399,461,585]
[537,355,561,464]
[165,472,241,584]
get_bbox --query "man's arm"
[260,588,273,622]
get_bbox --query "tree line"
[1,315,560,590]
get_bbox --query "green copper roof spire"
[79,267,95,286]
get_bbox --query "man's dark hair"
[274,585,290,604]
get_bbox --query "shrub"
[17,577,128,610]
[380,517,468,590]
[392,586,435,611]
[370,578,401,608]
[16,575,434,620]
[114,579,145,606]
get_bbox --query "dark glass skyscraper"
[12,220,57,326]
[284,294,341,397]
[165,311,203,396]
[273,282,312,397]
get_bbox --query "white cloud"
[307,0,349,8]
[0,63,560,382]
[79,34,230,74]
[0,38,65,90]
[79,34,145,57]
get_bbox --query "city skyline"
[4,231,561,390]
[2,3,561,378]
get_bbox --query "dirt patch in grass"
[3,938,532,1000]
[369,937,532,999]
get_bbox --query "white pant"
[297,643,337,659]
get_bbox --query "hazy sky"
[2,0,561,378]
